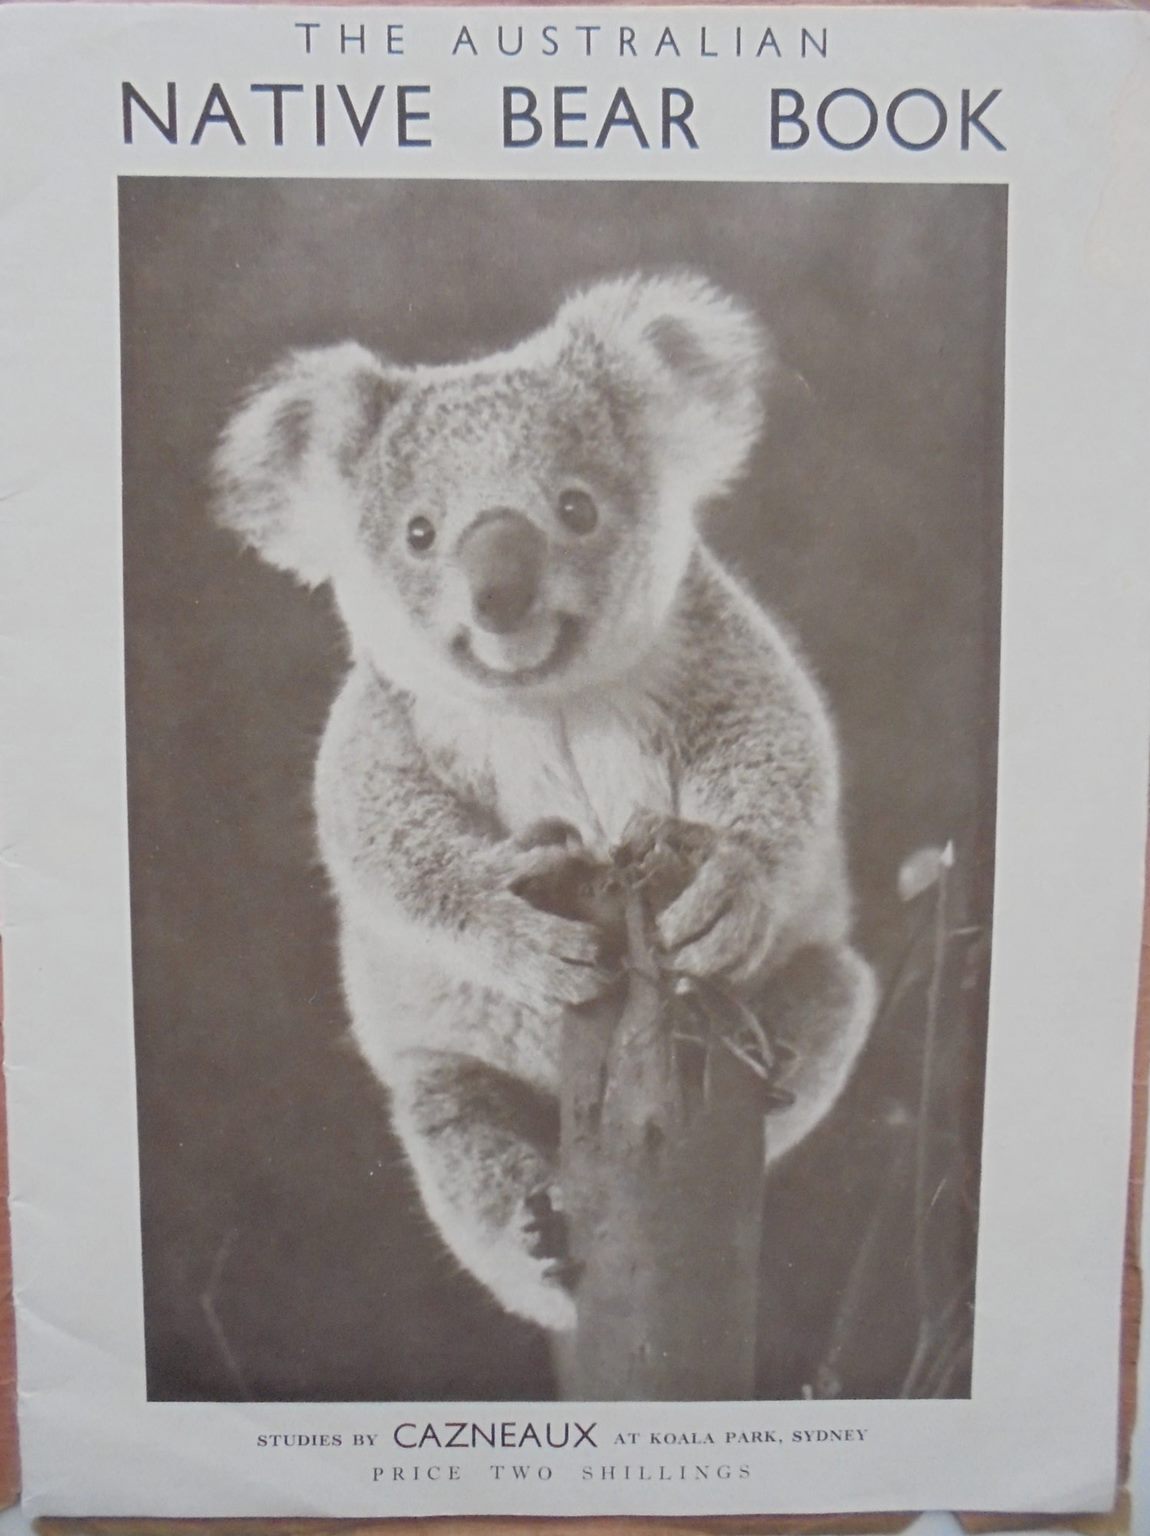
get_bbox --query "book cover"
[0,1,1147,1521]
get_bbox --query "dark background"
[120,178,1005,1402]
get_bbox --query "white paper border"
[1,3,1148,1519]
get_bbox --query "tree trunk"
[553,888,765,1400]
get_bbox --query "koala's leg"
[756,945,876,1164]
[388,1050,576,1332]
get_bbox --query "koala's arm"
[657,554,874,1158]
[315,667,604,1013]
[655,553,851,979]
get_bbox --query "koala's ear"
[213,343,400,587]
[553,274,770,499]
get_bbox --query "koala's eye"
[557,488,599,536]
[406,516,436,553]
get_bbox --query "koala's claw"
[517,819,584,854]
[498,896,613,1012]
[502,840,583,892]
[542,1256,585,1290]
[523,1187,567,1258]
[657,845,773,983]
[757,1036,798,1111]
[523,1187,581,1291]
[540,953,614,1011]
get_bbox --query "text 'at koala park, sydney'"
[214,274,879,1400]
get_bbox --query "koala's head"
[214,274,768,702]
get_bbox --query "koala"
[214,273,875,1333]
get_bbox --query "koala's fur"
[215,274,876,1333]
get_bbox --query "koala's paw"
[495,899,610,1014]
[484,844,613,1014]
[523,1186,580,1281]
[519,1186,579,1331]
[655,835,774,985]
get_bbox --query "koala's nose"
[459,512,544,635]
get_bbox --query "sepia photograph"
[119,176,1004,1405]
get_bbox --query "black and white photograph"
[120,176,1004,1406]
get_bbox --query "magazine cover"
[0,1,1148,1521]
